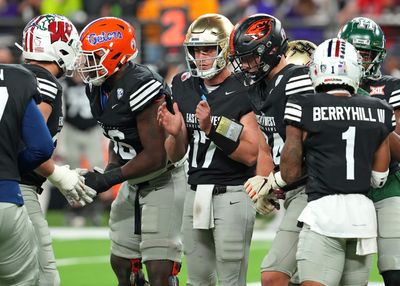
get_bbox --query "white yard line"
[50,227,276,241]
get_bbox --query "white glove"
[245,172,285,215]
[47,165,96,207]
[255,196,276,215]
[244,175,268,202]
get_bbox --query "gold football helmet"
[285,40,316,66]
[184,13,233,79]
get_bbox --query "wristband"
[207,116,243,155]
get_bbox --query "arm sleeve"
[283,94,305,129]
[18,99,54,173]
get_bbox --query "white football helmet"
[16,14,82,77]
[310,38,363,93]
[184,13,233,79]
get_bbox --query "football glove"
[255,196,278,215]
[47,165,96,206]
[83,167,124,193]
[244,172,286,202]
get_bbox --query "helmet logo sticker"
[48,21,73,43]
[88,31,123,45]
[245,19,272,41]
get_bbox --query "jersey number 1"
[342,126,355,180]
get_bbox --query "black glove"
[84,167,124,193]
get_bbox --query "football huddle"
[0,7,399,286]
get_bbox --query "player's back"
[285,92,395,201]
[0,64,41,181]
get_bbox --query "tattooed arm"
[280,125,304,184]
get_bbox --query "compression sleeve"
[18,99,54,173]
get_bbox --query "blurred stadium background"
[3,0,398,284]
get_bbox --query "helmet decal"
[48,20,73,43]
[245,19,273,41]
[88,31,123,45]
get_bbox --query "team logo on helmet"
[48,20,73,43]
[88,31,123,45]
[245,19,272,41]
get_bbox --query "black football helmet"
[229,14,288,86]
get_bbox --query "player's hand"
[83,167,124,194]
[244,175,268,202]
[157,102,182,137]
[47,165,95,207]
[256,196,280,215]
[196,100,212,135]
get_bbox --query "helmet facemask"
[184,41,229,79]
[230,42,285,86]
[79,48,109,86]
[357,48,385,78]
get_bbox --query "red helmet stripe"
[335,39,340,57]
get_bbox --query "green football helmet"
[338,17,386,79]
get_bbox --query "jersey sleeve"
[36,76,62,108]
[388,79,400,110]
[284,93,307,129]
[285,66,314,97]
[129,78,164,113]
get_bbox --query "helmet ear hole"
[112,53,121,60]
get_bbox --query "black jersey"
[285,92,395,201]
[172,72,255,186]
[248,64,314,165]
[0,64,41,181]
[87,62,170,165]
[20,64,63,187]
[63,77,97,130]
[361,75,400,174]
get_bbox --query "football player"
[157,13,259,286]
[16,14,96,286]
[229,14,314,286]
[281,38,394,286]
[0,64,54,286]
[339,17,400,286]
[78,17,187,286]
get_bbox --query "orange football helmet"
[78,17,138,86]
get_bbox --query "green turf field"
[52,238,384,286]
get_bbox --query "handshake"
[244,172,286,215]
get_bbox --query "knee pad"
[130,258,149,286]
[382,270,400,286]
[168,262,181,286]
